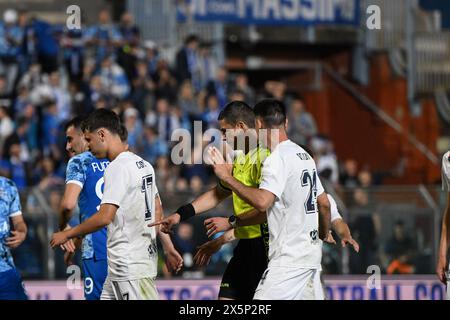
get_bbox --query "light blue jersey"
[65,152,109,260]
[0,177,22,273]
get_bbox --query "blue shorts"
[82,258,107,300]
[0,268,28,300]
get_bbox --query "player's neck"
[107,141,129,161]
[267,129,288,151]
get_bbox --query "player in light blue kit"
[0,177,28,300]
[59,116,111,300]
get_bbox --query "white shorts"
[253,267,324,300]
[100,277,159,300]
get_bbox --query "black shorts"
[219,235,269,300]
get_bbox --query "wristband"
[177,203,196,222]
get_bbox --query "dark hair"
[81,109,125,137]
[65,116,85,131]
[119,123,128,142]
[185,34,199,45]
[253,99,287,128]
[218,100,255,129]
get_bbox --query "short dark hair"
[253,99,287,128]
[185,34,199,45]
[81,109,125,137]
[299,144,315,158]
[65,116,85,131]
[218,100,255,129]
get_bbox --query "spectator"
[48,71,71,122]
[146,98,180,143]
[0,142,29,190]
[385,220,417,274]
[155,66,177,104]
[206,66,230,109]
[348,189,379,274]
[287,96,317,146]
[155,155,176,192]
[175,34,199,84]
[0,106,13,153]
[141,126,168,165]
[232,73,255,106]
[31,17,59,74]
[123,106,143,153]
[339,159,359,188]
[202,94,220,129]
[0,9,23,93]
[131,59,155,116]
[84,9,122,64]
[358,168,373,188]
[0,74,13,108]
[98,55,130,100]
[312,136,339,185]
[197,42,218,91]
[40,100,60,158]
[178,80,201,122]
[172,223,196,275]
[117,12,140,84]
[61,27,84,84]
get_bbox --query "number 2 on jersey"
[141,175,153,221]
[301,169,317,214]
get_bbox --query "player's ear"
[237,121,246,130]
[97,128,106,141]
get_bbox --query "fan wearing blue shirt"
[58,116,111,300]
[0,176,28,300]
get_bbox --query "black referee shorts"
[218,235,268,300]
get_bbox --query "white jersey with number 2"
[259,140,325,269]
[101,151,158,281]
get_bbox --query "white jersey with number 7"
[100,151,158,281]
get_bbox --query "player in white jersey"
[437,151,450,291]
[51,109,182,300]
[208,99,331,300]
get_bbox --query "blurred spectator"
[146,98,180,143]
[117,12,140,84]
[0,9,23,93]
[131,59,155,116]
[197,42,218,91]
[18,62,45,91]
[358,168,373,188]
[123,106,143,152]
[98,55,130,100]
[0,142,30,190]
[312,136,339,185]
[31,18,59,74]
[155,155,175,192]
[172,223,196,275]
[0,74,13,108]
[49,71,71,122]
[35,156,64,191]
[175,34,199,84]
[0,106,13,153]
[142,40,159,78]
[178,80,201,121]
[84,9,122,64]
[118,12,140,46]
[232,73,255,106]
[202,94,220,129]
[348,189,379,274]
[155,66,177,104]
[287,96,317,146]
[206,66,230,108]
[339,159,359,188]
[40,101,60,158]
[385,220,417,274]
[61,27,84,84]
[141,126,168,165]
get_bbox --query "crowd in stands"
[0,8,421,278]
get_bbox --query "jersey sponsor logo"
[309,229,320,244]
[91,161,109,173]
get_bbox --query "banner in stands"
[24,276,445,300]
[176,0,360,26]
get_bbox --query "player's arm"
[204,208,266,238]
[59,183,82,231]
[437,192,450,284]
[149,184,231,233]
[317,192,331,240]
[332,218,359,252]
[155,195,183,273]
[194,229,236,267]
[5,215,27,249]
[51,203,117,247]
